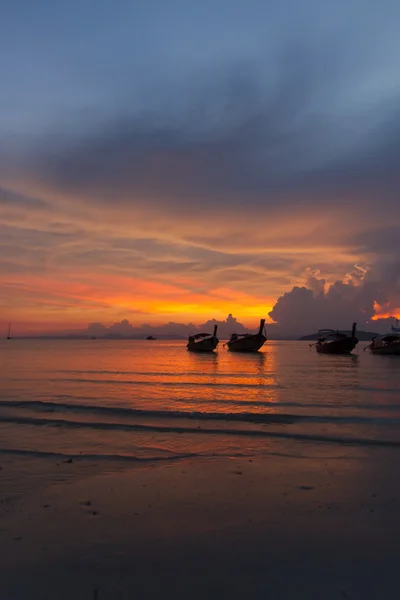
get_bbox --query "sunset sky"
[1,0,399,335]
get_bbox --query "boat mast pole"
[258,319,266,335]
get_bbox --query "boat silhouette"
[226,319,267,352]
[312,322,358,354]
[187,325,219,352]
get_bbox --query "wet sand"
[1,448,400,599]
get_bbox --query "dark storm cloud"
[2,0,400,210]
[17,42,399,212]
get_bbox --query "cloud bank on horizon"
[0,0,399,334]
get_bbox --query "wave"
[1,414,400,448]
[6,376,400,395]
[0,446,365,463]
[171,396,400,412]
[50,378,284,390]
[1,399,399,425]
[0,446,200,463]
[3,396,400,414]
[54,369,272,379]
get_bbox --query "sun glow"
[372,302,400,320]
[0,271,275,335]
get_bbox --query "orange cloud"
[372,303,400,320]
[1,175,398,336]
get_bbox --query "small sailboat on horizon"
[6,322,12,340]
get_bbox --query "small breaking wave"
[0,446,201,463]
[1,414,400,448]
[50,377,284,390]
[1,399,400,425]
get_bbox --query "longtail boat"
[187,325,219,352]
[365,333,400,355]
[226,319,267,352]
[312,322,358,354]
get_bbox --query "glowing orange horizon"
[1,177,399,337]
[0,272,275,335]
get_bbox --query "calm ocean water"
[1,339,400,467]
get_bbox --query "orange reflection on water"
[1,339,281,417]
[180,345,279,415]
[2,339,400,463]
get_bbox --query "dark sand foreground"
[1,448,400,599]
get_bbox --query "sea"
[1,339,399,474]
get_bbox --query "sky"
[1,0,400,335]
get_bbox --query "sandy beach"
[2,445,400,600]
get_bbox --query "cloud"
[86,313,252,339]
[17,59,400,210]
[0,187,48,209]
[1,1,400,333]
[269,266,400,334]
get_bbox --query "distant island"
[299,330,378,341]
[16,334,186,340]
[8,331,382,341]
[7,314,397,341]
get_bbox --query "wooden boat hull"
[187,338,219,352]
[316,338,357,354]
[370,344,400,355]
[227,334,266,352]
